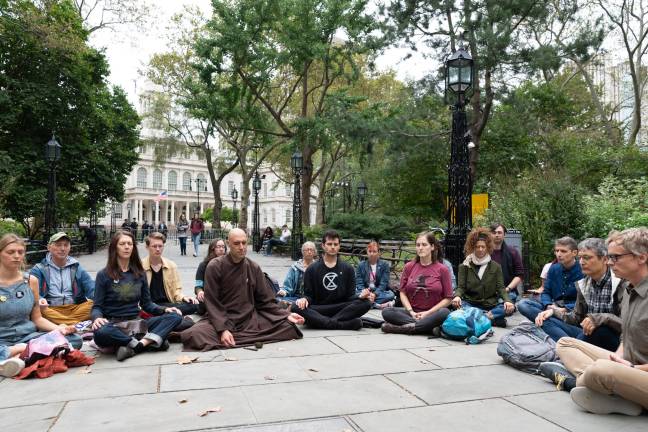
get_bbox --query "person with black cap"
[30,232,95,326]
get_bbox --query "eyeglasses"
[607,253,634,263]
[578,255,597,262]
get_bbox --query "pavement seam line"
[324,335,350,352]
[500,395,572,431]
[382,373,430,406]
[47,400,67,432]
[157,365,162,392]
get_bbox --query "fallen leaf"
[308,368,319,372]
[224,356,238,361]
[177,355,199,365]
[178,399,188,404]
[77,367,92,374]
[428,349,435,352]
[198,406,222,417]
[264,375,276,380]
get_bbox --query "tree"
[72,0,152,34]
[0,0,140,237]
[194,0,384,225]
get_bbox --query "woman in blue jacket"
[355,241,395,308]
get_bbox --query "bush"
[326,213,423,240]
[484,171,587,278]
[581,176,648,237]
[0,219,26,237]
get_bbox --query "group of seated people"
[0,225,646,418]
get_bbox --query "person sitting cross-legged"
[194,238,227,311]
[278,241,318,304]
[142,232,200,331]
[550,228,648,416]
[292,230,372,330]
[91,230,183,362]
[355,241,395,309]
[536,238,622,356]
[381,231,452,335]
[518,236,584,341]
[181,229,304,350]
[452,227,514,327]
[30,232,95,326]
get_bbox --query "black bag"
[264,272,281,295]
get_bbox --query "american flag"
[154,190,168,202]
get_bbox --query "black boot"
[381,322,416,334]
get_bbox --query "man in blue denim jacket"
[355,241,395,309]
[518,236,584,341]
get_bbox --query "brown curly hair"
[464,227,494,255]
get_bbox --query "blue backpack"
[441,305,493,344]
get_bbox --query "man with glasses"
[142,232,199,331]
[555,227,648,416]
[518,236,583,341]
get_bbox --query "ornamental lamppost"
[332,181,350,213]
[357,181,368,214]
[252,171,263,252]
[290,150,304,260]
[193,177,206,215]
[231,187,238,227]
[110,202,118,236]
[444,36,475,269]
[44,135,61,241]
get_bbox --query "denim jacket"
[31,255,95,305]
[282,259,306,298]
[355,259,390,295]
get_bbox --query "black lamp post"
[290,150,304,261]
[110,202,117,236]
[444,37,475,269]
[357,181,367,214]
[126,203,132,220]
[332,181,350,213]
[44,135,61,240]
[231,187,238,227]
[252,171,263,252]
[194,178,206,215]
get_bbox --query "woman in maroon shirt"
[381,231,453,335]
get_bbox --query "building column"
[200,202,204,216]
[186,200,191,218]
[170,200,175,224]
[155,201,160,225]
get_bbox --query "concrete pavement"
[0,241,645,431]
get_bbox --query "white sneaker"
[0,357,25,378]
[570,387,643,416]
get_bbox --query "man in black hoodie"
[293,230,372,330]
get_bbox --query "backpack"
[496,321,557,373]
[264,272,281,295]
[441,305,493,344]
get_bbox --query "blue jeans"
[373,289,395,307]
[517,298,581,342]
[178,237,187,255]
[191,233,201,256]
[463,300,510,320]
[265,238,286,255]
[579,324,621,351]
[93,314,182,349]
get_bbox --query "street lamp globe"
[253,174,262,192]
[445,45,474,97]
[45,135,62,163]
[231,187,238,200]
[357,181,368,198]
[290,150,303,172]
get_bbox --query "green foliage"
[0,220,26,237]
[327,213,423,240]
[483,171,587,275]
[0,0,140,237]
[302,224,325,242]
[581,177,648,238]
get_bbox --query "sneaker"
[431,326,442,338]
[381,322,415,335]
[149,340,170,352]
[377,300,395,310]
[0,357,25,378]
[116,346,137,362]
[538,361,575,390]
[570,387,643,416]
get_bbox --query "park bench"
[338,238,416,281]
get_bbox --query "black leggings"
[382,307,450,334]
[293,299,371,329]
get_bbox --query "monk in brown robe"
[182,228,304,350]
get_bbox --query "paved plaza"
[0,242,645,431]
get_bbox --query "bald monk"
[181,229,304,350]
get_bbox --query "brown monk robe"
[182,229,303,351]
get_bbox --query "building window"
[114,206,122,219]
[168,171,177,191]
[285,183,291,196]
[285,209,291,224]
[227,180,234,196]
[270,181,277,197]
[153,169,162,189]
[183,172,191,191]
[263,183,267,198]
[262,209,267,224]
[137,167,147,188]
[197,173,207,191]
[271,208,276,223]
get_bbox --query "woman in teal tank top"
[0,234,79,377]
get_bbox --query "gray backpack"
[497,322,557,373]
